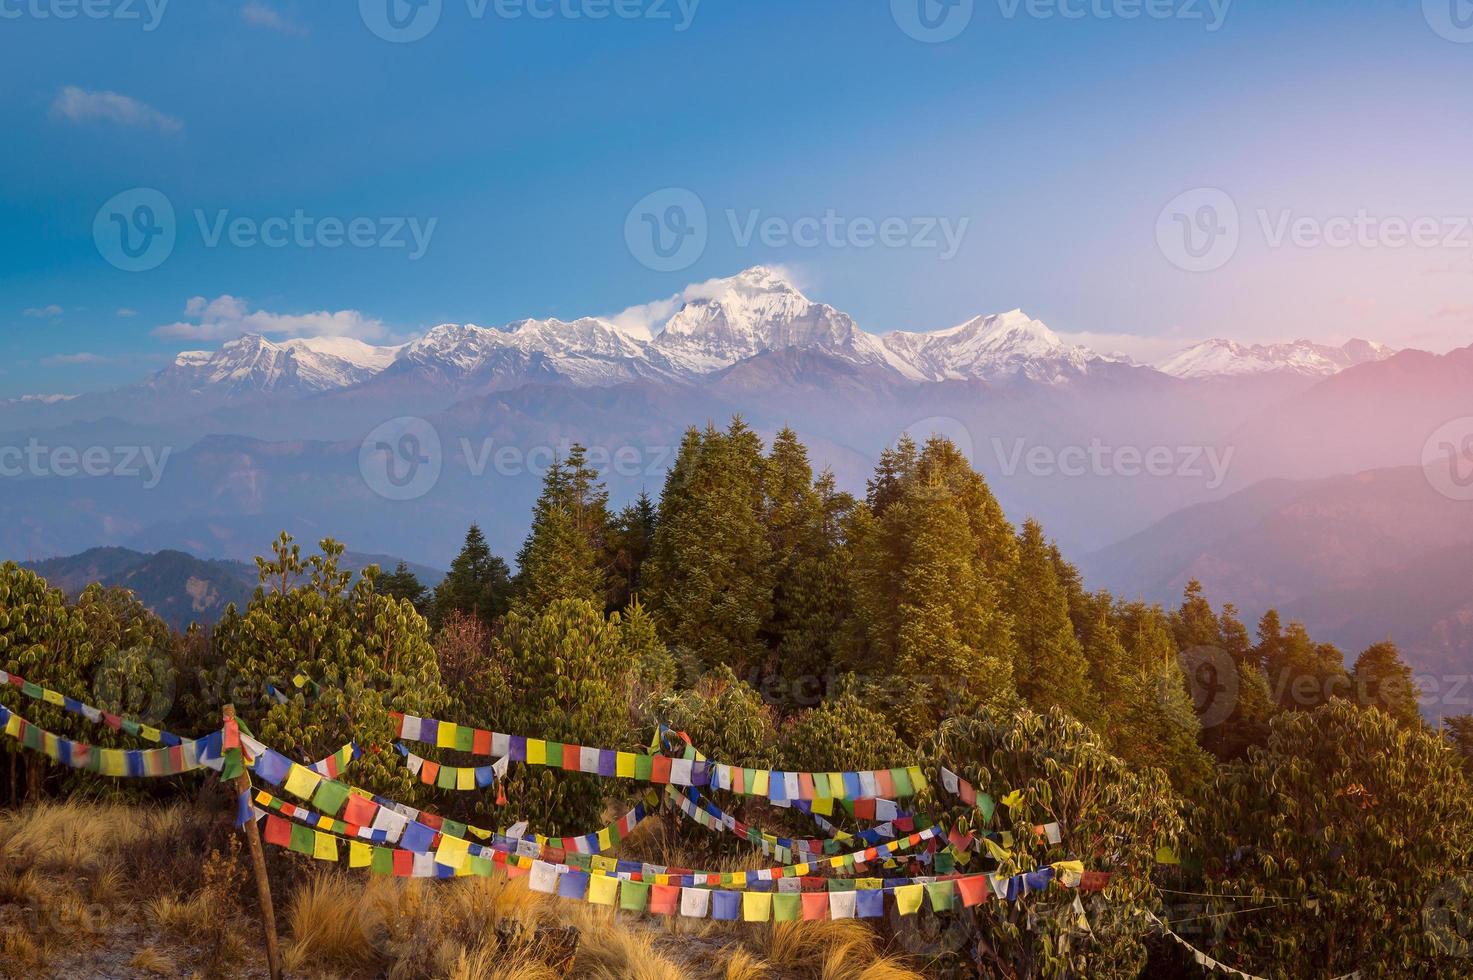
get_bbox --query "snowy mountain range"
[6,268,1403,418]
[1156,337,1395,380]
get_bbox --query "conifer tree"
[761,428,854,703]
[1351,641,1422,729]
[645,420,773,680]
[377,561,429,615]
[620,598,675,696]
[605,490,657,613]
[1008,519,1098,723]
[430,524,511,629]
[514,446,610,609]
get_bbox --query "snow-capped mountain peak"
[882,309,1106,383]
[147,333,401,397]
[1158,338,1397,379]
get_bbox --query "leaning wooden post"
[223,704,283,980]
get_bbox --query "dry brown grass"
[128,944,176,975]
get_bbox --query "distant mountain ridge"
[17,547,446,631]
[1157,337,1394,379]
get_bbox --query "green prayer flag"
[371,847,394,876]
[619,879,650,912]
[890,767,913,797]
[20,681,44,699]
[544,742,564,769]
[634,754,653,782]
[773,892,802,922]
[826,879,857,892]
[289,823,315,856]
[436,765,457,790]
[455,726,475,753]
[442,819,467,840]
[936,852,956,875]
[313,779,350,817]
[977,793,995,824]
[926,881,958,912]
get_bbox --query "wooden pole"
[223,704,283,980]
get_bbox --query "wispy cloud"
[116,308,139,318]
[241,1,307,35]
[51,86,182,134]
[23,304,63,318]
[41,352,109,366]
[152,295,388,342]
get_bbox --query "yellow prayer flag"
[827,772,845,798]
[596,829,613,851]
[812,796,834,816]
[284,764,321,800]
[100,749,127,776]
[591,855,617,873]
[792,863,810,877]
[525,739,546,766]
[349,841,372,868]
[41,688,64,706]
[616,752,636,778]
[829,857,844,869]
[456,766,475,791]
[588,874,619,906]
[4,714,19,738]
[436,834,471,871]
[140,725,161,743]
[313,832,339,862]
[656,874,670,886]
[894,883,924,915]
[1155,846,1181,866]
[743,891,772,922]
[906,766,928,793]
[437,722,458,749]
[751,769,770,797]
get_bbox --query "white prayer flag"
[680,887,711,918]
[829,891,857,919]
[529,860,560,894]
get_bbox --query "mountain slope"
[1158,338,1394,379]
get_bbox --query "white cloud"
[151,295,388,342]
[241,2,307,35]
[23,304,63,318]
[51,86,182,134]
[116,308,138,317]
[41,352,109,366]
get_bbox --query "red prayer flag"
[561,743,580,772]
[264,815,292,848]
[393,850,414,877]
[853,799,876,821]
[650,884,681,915]
[650,755,673,784]
[874,770,895,798]
[343,794,376,826]
[957,876,990,907]
[472,729,492,756]
[801,892,830,920]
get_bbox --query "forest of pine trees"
[3,417,1472,977]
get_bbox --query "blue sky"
[2,0,1472,397]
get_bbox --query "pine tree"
[1008,519,1098,723]
[644,420,773,680]
[377,561,429,615]
[605,490,657,612]
[621,598,675,696]
[761,428,853,705]
[1351,641,1422,729]
[430,524,511,629]
[515,446,610,611]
